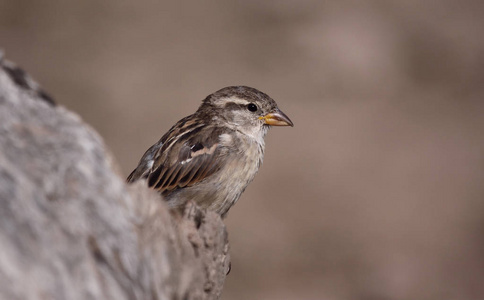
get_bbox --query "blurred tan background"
[2,1,484,299]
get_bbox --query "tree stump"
[0,54,230,300]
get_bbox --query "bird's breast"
[163,131,265,217]
[207,133,265,215]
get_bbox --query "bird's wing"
[126,141,162,183]
[126,115,199,183]
[144,116,228,192]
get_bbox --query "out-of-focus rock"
[0,55,230,300]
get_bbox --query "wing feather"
[146,120,227,193]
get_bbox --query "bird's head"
[198,86,293,138]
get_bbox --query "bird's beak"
[260,108,294,127]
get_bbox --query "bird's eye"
[247,103,258,112]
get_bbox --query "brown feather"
[145,116,226,193]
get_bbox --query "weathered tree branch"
[0,54,230,300]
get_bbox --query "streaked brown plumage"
[127,86,293,217]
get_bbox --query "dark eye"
[247,103,258,112]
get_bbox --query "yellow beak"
[259,108,294,127]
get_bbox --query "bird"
[127,86,293,217]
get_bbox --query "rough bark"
[0,54,230,300]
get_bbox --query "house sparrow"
[127,86,293,217]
